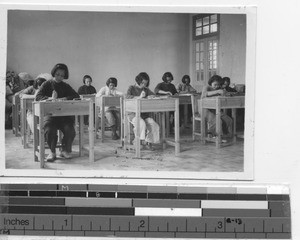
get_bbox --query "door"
[194,36,219,92]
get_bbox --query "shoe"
[59,151,72,159]
[145,143,154,151]
[112,134,120,140]
[46,152,56,162]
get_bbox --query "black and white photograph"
[1,4,255,179]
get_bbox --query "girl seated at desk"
[35,63,80,162]
[201,75,233,142]
[154,72,178,133]
[78,75,97,95]
[176,75,197,126]
[96,77,123,140]
[222,77,237,93]
[126,72,160,150]
[176,75,197,94]
[19,77,47,133]
[78,75,97,125]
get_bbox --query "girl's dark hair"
[51,63,69,79]
[106,77,118,87]
[162,72,173,82]
[33,77,46,89]
[135,72,150,87]
[208,74,223,86]
[182,75,190,84]
[222,77,231,84]
[83,75,92,84]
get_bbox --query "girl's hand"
[52,90,58,99]
[218,89,225,96]
[140,91,146,98]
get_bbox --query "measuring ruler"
[0,184,291,239]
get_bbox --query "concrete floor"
[5,125,244,172]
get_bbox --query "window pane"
[200,52,204,62]
[196,28,202,36]
[196,43,199,52]
[200,42,204,51]
[197,72,200,81]
[213,61,217,69]
[211,14,217,23]
[201,72,204,81]
[211,23,218,32]
[203,25,209,34]
[213,41,218,49]
[200,62,204,70]
[203,16,209,25]
[213,50,217,59]
[200,52,204,61]
[196,19,202,27]
[196,52,199,62]
[209,62,212,70]
[209,41,213,50]
[196,63,199,71]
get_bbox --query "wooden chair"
[191,94,202,141]
[95,95,122,143]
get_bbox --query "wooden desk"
[12,93,21,136]
[79,93,96,132]
[124,97,180,158]
[95,96,122,143]
[169,93,202,134]
[20,95,35,148]
[201,96,245,148]
[79,94,96,102]
[33,99,94,168]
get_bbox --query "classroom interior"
[4,10,247,174]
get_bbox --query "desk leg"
[123,111,128,150]
[166,112,170,138]
[95,105,99,140]
[135,105,141,158]
[79,115,84,157]
[101,104,105,143]
[39,115,45,168]
[162,112,166,150]
[33,114,38,162]
[184,104,188,127]
[16,104,20,137]
[232,108,237,143]
[89,102,94,162]
[201,108,206,144]
[175,100,180,155]
[216,106,221,149]
[20,101,25,148]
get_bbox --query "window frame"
[192,14,220,40]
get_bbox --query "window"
[193,14,219,40]
[194,37,218,83]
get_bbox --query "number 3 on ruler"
[217,221,223,229]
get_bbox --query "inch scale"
[0,184,292,239]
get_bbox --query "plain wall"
[219,14,246,85]
[7,11,190,93]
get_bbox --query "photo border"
[0,3,256,181]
